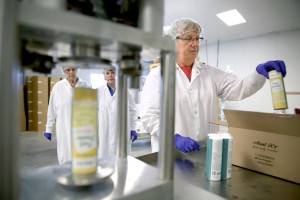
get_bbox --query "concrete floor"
[19,132,151,169]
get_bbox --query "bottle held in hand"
[268,70,288,111]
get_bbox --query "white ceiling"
[164,0,300,44]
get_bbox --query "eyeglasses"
[64,68,77,72]
[176,36,204,43]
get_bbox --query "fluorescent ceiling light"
[217,9,246,26]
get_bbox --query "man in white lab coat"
[97,66,138,158]
[140,18,286,153]
[44,66,92,164]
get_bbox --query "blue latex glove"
[256,60,286,79]
[130,130,138,143]
[44,132,52,141]
[174,134,200,153]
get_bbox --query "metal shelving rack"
[1,1,176,199]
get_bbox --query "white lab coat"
[140,61,266,152]
[97,85,137,158]
[45,78,91,164]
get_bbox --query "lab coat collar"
[176,60,203,70]
[176,61,203,84]
[62,77,85,87]
[104,85,116,98]
[62,78,70,87]
[194,61,203,70]
[107,84,115,96]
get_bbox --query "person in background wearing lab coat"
[140,18,286,153]
[97,65,138,158]
[44,66,91,164]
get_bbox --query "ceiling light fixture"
[217,9,246,26]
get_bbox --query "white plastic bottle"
[221,134,233,180]
[72,88,98,175]
[206,134,223,181]
[268,70,288,110]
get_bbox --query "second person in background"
[97,65,138,158]
[44,66,92,164]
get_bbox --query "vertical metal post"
[158,51,176,181]
[138,0,164,35]
[116,69,128,158]
[0,0,20,199]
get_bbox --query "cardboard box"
[20,86,26,131]
[224,109,300,184]
[26,76,49,132]
[209,119,228,133]
[149,63,160,72]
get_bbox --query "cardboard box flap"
[223,109,300,137]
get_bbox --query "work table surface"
[137,147,300,200]
[20,137,300,200]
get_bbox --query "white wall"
[199,29,300,114]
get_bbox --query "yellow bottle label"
[269,70,288,110]
[72,88,98,175]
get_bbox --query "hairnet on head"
[60,63,80,76]
[166,18,203,39]
[103,65,116,75]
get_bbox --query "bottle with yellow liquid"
[268,70,288,110]
[71,88,98,175]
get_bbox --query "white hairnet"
[60,63,80,76]
[103,65,116,75]
[166,18,203,39]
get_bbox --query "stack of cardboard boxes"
[24,76,61,132]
